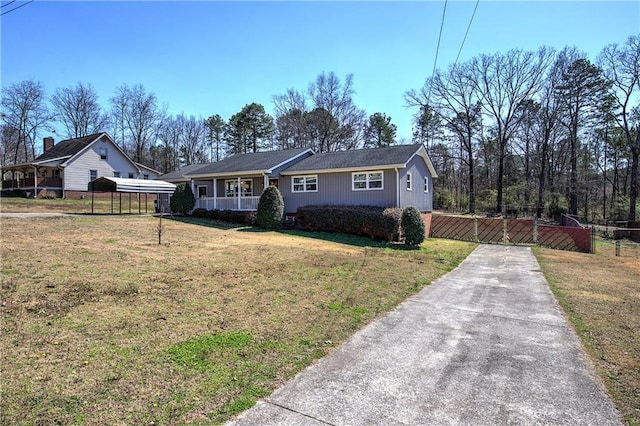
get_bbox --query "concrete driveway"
[227,244,621,425]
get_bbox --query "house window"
[424,176,429,193]
[292,175,317,192]
[406,173,412,190]
[53,169,60,178]
[225,179,253,197]
[269,178,279,188]
[352,171,383,191]
[99,147,108,160]
[113,171,120,178]
[197,185,207,198]
[128,173,134,179]
[143,174,149,180]
[89,170,97,181]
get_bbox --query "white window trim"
[424,176,429,193]
[292,175,318,193]
[89,169,98,181]
[352,171,384,191]
[197,185,208,198]
[225,179,254,197]
[99,147,108,160]
[113,171,120,178]
[406,172,412,191]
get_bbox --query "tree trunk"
[629,143,639,221]
[569,133,578,216]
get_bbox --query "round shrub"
[402,206,425,247]
[256,185,284,229]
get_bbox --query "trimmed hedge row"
[191,208,256,225]
[296,205,403,241]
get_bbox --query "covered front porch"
[1,164,63,196]
[192,175,277,211]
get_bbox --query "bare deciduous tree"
[1,80,51,164]
[109,84,165,164]
[471,47,554,213]
[50,82,107,139]
[599,35,640,220]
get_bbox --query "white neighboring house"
[1,133,160,198]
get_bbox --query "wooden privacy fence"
[430,215,593,253]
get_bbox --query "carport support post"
[91,189,95,214]
[119,192,122,215]
[111,192,114,214]
[533,217,538,244]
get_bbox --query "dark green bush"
[256,186,284,229]
[296,205,402,241]
[401,206,425,247]
[170,183,196,215]
[192,208,207,218]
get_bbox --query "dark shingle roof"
[283,144,422,173]
[188,148,311,176]
[35,133,104,162]
[158,164,209,182]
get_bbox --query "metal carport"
[88,177,176,214]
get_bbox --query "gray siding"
[398,155,433,211]
[64,136,141,191]
[281,170,397,214]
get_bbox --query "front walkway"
[227,245,621,425]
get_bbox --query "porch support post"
[33,166,38,198]
[237,176,241,210]
[213,178,217,209]
[264,174,269,192]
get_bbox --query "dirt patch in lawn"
[535,241,640,425]
[0,215,476,425]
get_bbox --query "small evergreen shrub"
[256,186,284,229]
[170,183,196,215]
[401,206,425,247]
[192,208,207,218]
[296,205,402,241]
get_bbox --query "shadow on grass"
[171,217,418,250]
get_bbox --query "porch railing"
[195,196,260,211]
[2,177,63,189]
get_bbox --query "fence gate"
[430,215,592,253]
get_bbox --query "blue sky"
[1,1,639,143]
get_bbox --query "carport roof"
[89,177,176,194]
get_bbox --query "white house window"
[99,147,108,160]
[89,170,97,181]
[113,171,120,178]
[406,172,412,190]
[197,185,207,198]
[128,173,134,178]
[292,175,317,192]
[225,179,253,197]
[424,176,429,193]
[143,174,149,180]
[353,171,383,191]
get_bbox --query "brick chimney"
[43,137,54,152]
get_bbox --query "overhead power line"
[427,0,448,105]
[455,0,480,64]
[1,0,34,17]
[1,1,17,8]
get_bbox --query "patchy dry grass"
[535,240,640,426]
[0,215,475,425]
[1,196,153,214]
